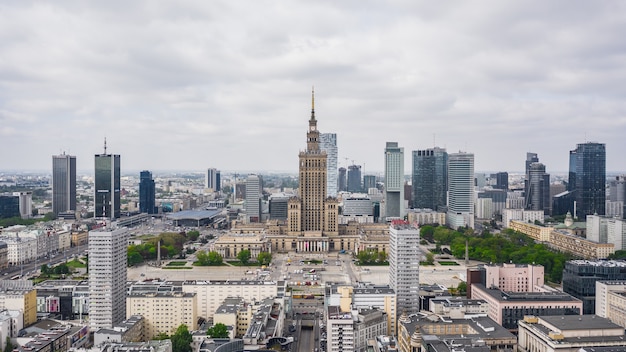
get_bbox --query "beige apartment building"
[509,220,553,242]
[548,229,614,259]
[126,292,197,338]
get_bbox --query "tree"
[128,251,144,266]
[43,212,57,221]
[207,251,223,265]
[257,252,272,266]
[5,337,14,352]
[186,230,200,242]
[237,250,251,265]
[457,282,467,296]
[425,252,435,265]
[206,323,229,338]
[171,324,193,352]
[40,264,51,277]
[196,250,209,266]
[154,332,169,340]
[53,263,70,275]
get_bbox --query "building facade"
[126,292,197,338]
[139,170,156,214]
[245,174,261,223]
[389,222,420,316]
[88,226,129,329]
[384,142,404,219]
[411,147,448,211]
[94,150,121,219]
[320,133,338,197]
[446,152,474,229]
[52,153,77,216]
[569,142,606,218]
[347,165,362,193]
[205,168,221,192]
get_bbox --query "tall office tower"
[205,168,221,192]
[446,152,475,229]
[495,172,509,190]
[0,195,19,219]
[347,165,362,193]
[12,191,32,219]
[569,142,606,218]
[320,133,338,197]
[384,142,404,219]
[525,163,551,214]
[139,171,156,214]
[52,153,76,215]
[338,167,347,192]
[524,152,539,202]
[94,142,121,219]
[245,174,262,223]
[363,175,377,191]
[89,226,129,329]
[608,176,626,219]
[389,221,420,315]
[411,147,448,211]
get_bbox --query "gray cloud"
[1,1,625,174]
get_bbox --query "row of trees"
[195,250,273,266]
[40,263,70,277]
[356,249,387,265]
[236,250,272,266]
[421,225,571,283]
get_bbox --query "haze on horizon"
[1,1,626,174]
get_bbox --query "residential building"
[508,220,553,242]
[94,144,121,219]
[354,308,388,352]
[328,284,397,336]
[0,242,7,270]
[562,260,626,315]
[127,292,197,338]
[389,221,420,316]
[502,209,544,228]
[245,174,261,223]
[52,153,76,216]
[93,315,144,346]
[0,281,37,327]
[384,142,404,219]
[548,229,614,260]
[411,147,447,211]
[320,133,338,197]
[568,142,606,218]
[446,152,474,229]
[139,171,156,214]
[88,226,129,329]
[587,214,626,251]
[327,306,355,352]
[518,315,626,352]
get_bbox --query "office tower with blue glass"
[139,170,156,214]
[94,142,121,219]
[412,147,448,211]
[52,153,77,216]
[568,142,606,218]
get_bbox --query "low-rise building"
[466,263,545,297]
[518,315,626,352]
[327,284,396,336]
[508,220,553,242]
[502,209,544,228]
[548,229,614,260]
[470,283,582,331]
[354,308,387,352]
[0,281,37,327]
[93,315,144,346]
[406,209,446,226]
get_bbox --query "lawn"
[163,267,193,270]
[66,259,87,269]
[437,261,460,266]
[166,261,188,266]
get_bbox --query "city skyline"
[1,2,626,173]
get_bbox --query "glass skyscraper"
[412,147,448,210]
[569,142,606,218]
[95,153,121,219]
[139,170,156,214]
[52,153,76,215]
[347,164,362,193]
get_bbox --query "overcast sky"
[1,1,625,175]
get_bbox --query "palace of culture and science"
[214,93,389,258]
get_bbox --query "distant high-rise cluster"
[569,142,606,218]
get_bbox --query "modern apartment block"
[568,142,606,218]
[94,147,121,219]
[389,221,420,316]
[327,306,355,352]
[446,152,474,229]
[595,280,626,326]
[384,142,404,219]
[126,292,197,338]
[320,133,338,197]
[88,226,129,329]
[411,147,448,211]
[52,153,76,216]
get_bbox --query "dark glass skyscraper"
[568,142,606,218]
[52,153,77,215]
[338,167,347,192]
[95,151,121,219]
[347,165,362,193]
[525,162,551,214]
[495,172,509,190]
[139,170,156,214]
[412,147,448,210]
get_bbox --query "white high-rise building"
[389,222,420,315]
[88,226,129,329]
[447,152,475,229]
[245,174,261,223]
[320,133,338,197]
[384,142,404,219]
[205,168,221,192]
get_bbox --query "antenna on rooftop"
[104,137,107,154]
